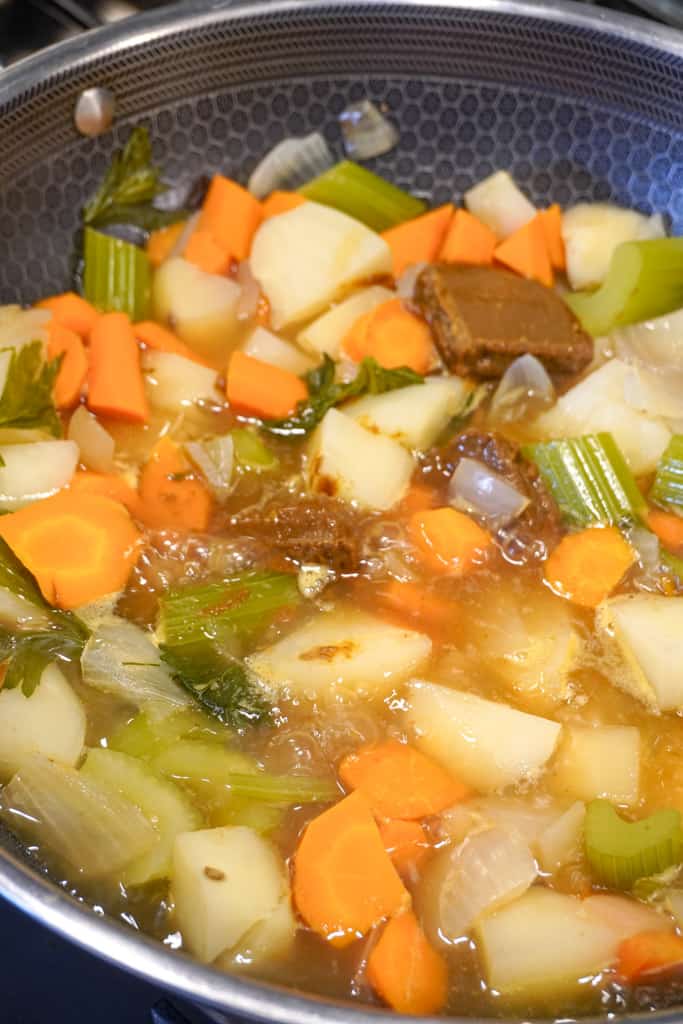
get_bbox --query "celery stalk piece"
[522,433,645,528]
[158,569,300,652]
[218,772,338,804]
[213,798,285,834]
[650,435,683,516]
[109,708,229,760]
[584,799,682,889]
[231,428,279,472]
[564,238,683,337]
[83,226,151,320]
[299,160,426,232]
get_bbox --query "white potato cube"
[247,608,432,702]
[153,258,241,362]
[308,408,414,510]
[597,594,683,711]
[0,440,79,510]
[535,359,670,476]
[476,888,631,1001]
[241,326,315,375]
[218,896,297,968]
[172,826,288,963]
[297,285,394,358]
[142,351,220,411]
[562,203,665,291]
[464,171,536,239]
[344,377,470,451]
[549,725,640,805]
[0,664,85,778]
[250,202,392,329]
[403,682,561,792]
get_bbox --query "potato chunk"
[250,202,392,329]
[152,258,241,361]
[403,681,561,792]
[344,377,470,451]
[308,408,414,510]
[597,593,683,711]
[247,609,432,702]
[297,285,394,358]
[172,826,288,963]
[549,725,640,805]
[0,664,85,778]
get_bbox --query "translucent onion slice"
[184,435,234,502]
[439,796,560,847]
[339,100,399,161]
[248,133,334,200]
[614,307,683,372]
[168,210,200,261]
[395,261,428,300]
[0,306,51,349]
[489,354,554,422]
[67,406,116,473]
[622,364,683,420]
[420,826,537,943]
[235,261,261,321]
[1,754,155,878]
[81,616,191,712]
[448,457,529,527]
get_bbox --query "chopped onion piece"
[628,525,661,577]
[184,435,234,502]
[248,133,334,200]
[168,211,201,261]
[489,354,554,422]
[67,406,116,473]
[297,564,336,600]
[82,616,191,711]
[614,308,683,373]
[622,365,683,420]
[0,306,51,350]
[395,261,427,301]
[537,801,586,873]
[235,261,261,321]
[420,827,537,943]
[448,457,529,527]
[1,754,155,878]
[440,796,560,847]
[339,100,399,161]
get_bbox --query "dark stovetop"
[0,0,681,1020]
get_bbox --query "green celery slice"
[231,428,279,472]
[650,435,683,517]
[522,433,645,528]
[564,238,683,337]
[109,708,228,760]
[83,226,151,320]
[585,799,682,889]
[158,569,300,652]
[299,160,426,232]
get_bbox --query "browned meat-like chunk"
[419,429,563,564]
[415,263,593,380]
[237,495,363,574]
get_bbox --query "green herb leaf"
[0,342,62,437]
[87,204,188,233]
[83,127,167,228]
[261,354,424,438]
[160,644,266,728]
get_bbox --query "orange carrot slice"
[439,208,497,265]
[87,313,149,424]
[378,819,430,878]
[409,507,493,576]
[293,791,409,947]
[133,320,210,367]
[0,492,142,610]
[184,228,232,276]
[494,213,553,287]
[381,205,454,278]
[375,579,458,635]
[339,739,468,820]
[147,222,186,268]
[618,931,683,982]
[136,436,213,533]
[37,292,99,338]
[47,322,88,409]
[261,191,307,219]
[647,509,683,554]
[539,204,566,271]
[367,911,448,1015]
[544,526,635,608]
[68,470,141,517]
[197,175,263,261]
[226,351,307,419]
[343,298,434,375]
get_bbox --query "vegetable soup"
[3,123,683,1018]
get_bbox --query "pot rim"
[1,1,683,1020]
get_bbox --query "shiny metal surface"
[1,0,683,1019]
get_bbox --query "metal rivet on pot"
[74,87,116,137]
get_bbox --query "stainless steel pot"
[1,1,683,1019]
